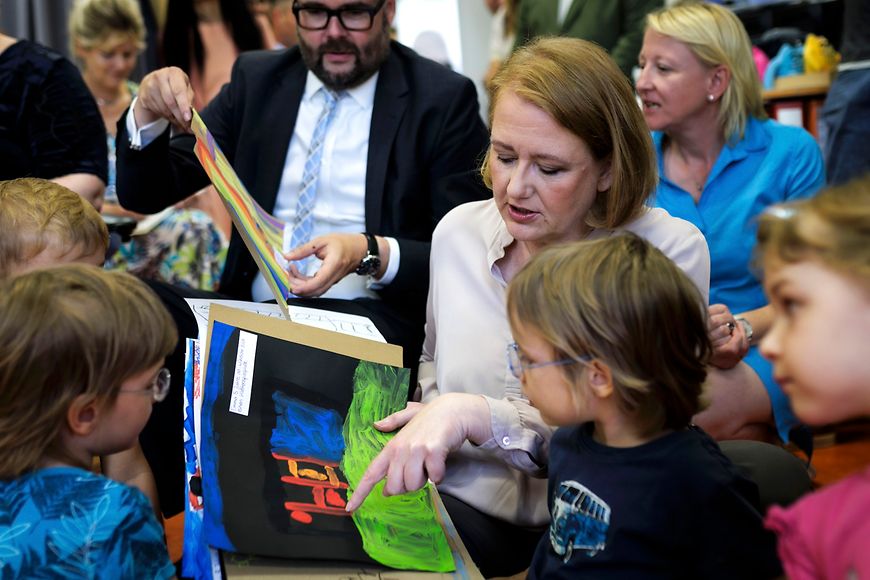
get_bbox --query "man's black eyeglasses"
[292,0,387,31]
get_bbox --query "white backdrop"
[396,0,492,122]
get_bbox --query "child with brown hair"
[506,233,781,578]
[0,265,177,577]
[759,176,870,579]
[0,176,163,512]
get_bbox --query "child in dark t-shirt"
[506,233,782,579]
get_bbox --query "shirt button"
[502,436,510,446]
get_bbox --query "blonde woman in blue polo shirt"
[637,3,824,447]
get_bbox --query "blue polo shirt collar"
[652,117,770,190]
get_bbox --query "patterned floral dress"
[103,82,227,291]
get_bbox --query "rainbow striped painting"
[190,110,292,318]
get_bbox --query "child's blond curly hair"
[0,178,108,278]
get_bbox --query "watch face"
[356,255,381,276]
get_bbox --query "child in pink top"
[758,176,870,580]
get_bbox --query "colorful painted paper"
[342,362,456,570]
[190,110,293,317]
[199,306,454,572]
[182,338,221,579]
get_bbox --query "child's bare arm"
[101,443,161,519]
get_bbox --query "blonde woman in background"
[637,3,824,446]
[70,0,227,290]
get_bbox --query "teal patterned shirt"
[0,467,174,579]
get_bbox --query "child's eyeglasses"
[506,342,591,379]
[119,368,171,403]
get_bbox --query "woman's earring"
[707,94,716,102]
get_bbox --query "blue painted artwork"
[198,321,379,563]
[270,393,351,526]
[182,338,219,579]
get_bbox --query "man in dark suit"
[116,0,489,517]
[118,0,489,356]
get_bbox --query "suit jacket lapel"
[366,47,408,234]
[259,56,307,212]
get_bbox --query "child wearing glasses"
[759,177,870,579]
[506,233,781,579]
[0,177,162,511]
[0,265,177,578]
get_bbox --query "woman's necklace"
[94,88,131,110]
[96,95,120,107]
[666,145,707,198]
[86,71,130,109]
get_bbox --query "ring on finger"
[725,321,736,335]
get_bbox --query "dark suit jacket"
[515,0,662,76]
[116,42,490,318]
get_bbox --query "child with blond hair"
[0,265,177,577]
[759,177,870,579]
[0,177,107,277]
[506,234,781,578]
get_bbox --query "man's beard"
[298,15,391,90]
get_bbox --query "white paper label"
[229,330,257,416]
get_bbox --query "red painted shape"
[290,510,313,524]
[325,488,345,507]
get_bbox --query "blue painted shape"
[182,338,218,579]
[200,321,236,551]
[270,392,345,461]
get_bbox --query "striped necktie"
[290,88,341,271]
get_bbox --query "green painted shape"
[341,361,455,572]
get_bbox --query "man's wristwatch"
[736,317,754,344]
[355,232,381,276]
